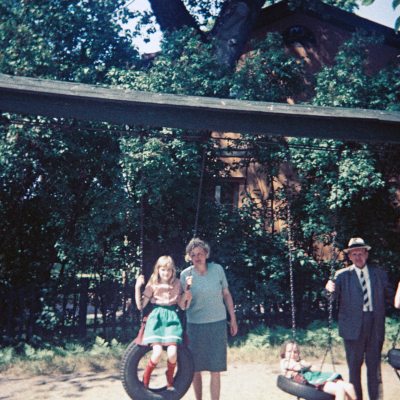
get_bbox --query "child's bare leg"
[151,344,163,364]
[192,371,202,400]
[167,344,177,363]
[324,381,346,400]
[337,380,358,400]
[210,371,221,400]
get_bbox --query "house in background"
[213,0,400,232]
[251,1,400,75]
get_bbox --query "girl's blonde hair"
[280,340,300,359]
[149,255,176,286]
[185,238,210,262]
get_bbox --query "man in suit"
[325,238,394,400]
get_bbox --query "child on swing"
[280,340,358,400]
[135,255,192,389]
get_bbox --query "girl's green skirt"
[143,305,183,345]
[303,371,342,389]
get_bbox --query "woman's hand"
[185,275,193,291]
[229,317,238,336]
[222,288,238,336]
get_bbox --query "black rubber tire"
[277,375,335,400]
[121,341,194,400]
[388,348,400,369]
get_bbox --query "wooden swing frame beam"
[0,73,400,143]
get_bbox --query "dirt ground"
[0,362,399,400]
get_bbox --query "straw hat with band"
[343,237,371,253]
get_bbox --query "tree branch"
[148,0,201,32]
[211,0,266,67]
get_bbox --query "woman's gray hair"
[185,238,210,262]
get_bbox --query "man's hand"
[325,280,335,293]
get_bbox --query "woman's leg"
[192,371,202,400]
[210,371,221,400]
[324,381,346,400]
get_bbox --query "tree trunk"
[148,0,200,32]
[210,0,266,66]
[147,0,266,67]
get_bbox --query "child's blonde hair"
[149,255,176,286]
[280,340,300,359]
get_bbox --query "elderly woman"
[180,238,237,400]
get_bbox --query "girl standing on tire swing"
[281,340,358,400]
[135,255,192,389]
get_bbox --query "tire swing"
[121,134,208,400]
[276,146,343,400]
[387,322,400,381]
[121,341,194,400]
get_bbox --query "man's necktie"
[360,270,370,311]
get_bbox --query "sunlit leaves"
[107,28,232,97]
[0,0,140,81]
[231,33,308,103]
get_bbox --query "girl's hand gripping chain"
[135,275,149,310]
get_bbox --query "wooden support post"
[78,278,89,339]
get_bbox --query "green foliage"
[2,0,400,349]
[23,344,55,360]
[237,321,342,349]
[232,33,308,102]
[312,32,381,108]
[312,31,400,111]
[0,0,139,81]
[107,28,232,97]
[369,63,400,111]
[0,336,125,374]
[183,0,224,28]
[0,119,126,284]
[233,317,400,352]
[0,347,15,366]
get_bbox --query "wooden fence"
[0,278,142,344]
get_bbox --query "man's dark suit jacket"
[331,265,394,341]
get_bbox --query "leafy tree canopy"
[0,0,140,82]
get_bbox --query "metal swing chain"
[285,148,296,341]
[184,135,207,320]
[319,147,343,373]
[388,312,400,381]
[139,132,145,324]
[193,137,207,239]
[389,323,400,381]
[391,323,400,350]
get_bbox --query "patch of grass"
[1,317,398,376]
[0,337,125,377]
